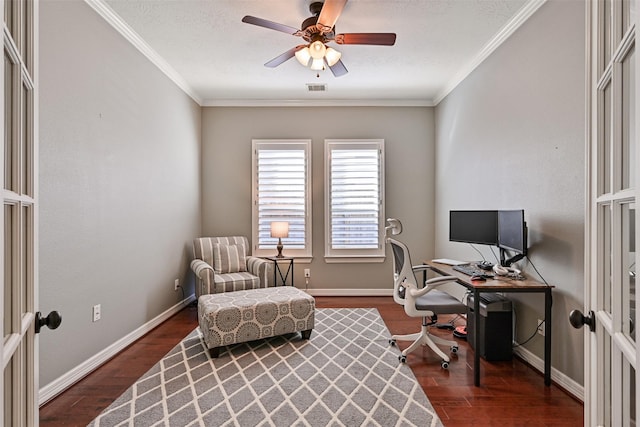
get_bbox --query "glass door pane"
[3,204,14,337]
[600,79,613,195]
[603,0,612,76]
[4,51,14,192]
[602,204,613,314]
[603,331,613,425]
[623,361,636,426]
[622,203,636,341]
[3,357,12,426]
[21,83,31,197]
[622,0,634,38]
[4,0,12,37]
[622,46,636,190]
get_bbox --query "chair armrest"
[408,275,458,298]
[411,264,431,272]
[190,259,214,279]
[246,256,273,287]
[191,259,215,297]
[411,264,431,283]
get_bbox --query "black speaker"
[466,294,513,361]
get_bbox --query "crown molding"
[433,0,547,105]
[201,98,435,107]
[84,0,203,105]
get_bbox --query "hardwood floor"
[39,296,583,426]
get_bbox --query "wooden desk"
[425,260,554,387]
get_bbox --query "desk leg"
[544,288,552,386]
[473,289,481,387]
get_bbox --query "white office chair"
[385,222,466,368]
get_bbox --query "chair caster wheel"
[441,360,449,369]
[451,345,458,354]
[399,355,407,363]
[389,339,396,346]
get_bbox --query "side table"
[263,256,294,287]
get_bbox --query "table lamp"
[270,221,289,258]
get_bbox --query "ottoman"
[198,286,315,358]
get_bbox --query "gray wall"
[434,0,585,383]
[39,0,201,385]
[201,107,436,290]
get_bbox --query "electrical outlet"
[537,319,544,336]
[93,304,101,322]
[304,269,311,278]
[174,279,180,291]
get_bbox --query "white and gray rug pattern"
[89,308,443,427]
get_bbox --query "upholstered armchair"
[190,236,273,298]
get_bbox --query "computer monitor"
[498,209,527,266]
[449,210,498,246]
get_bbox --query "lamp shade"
[310,58,324,71]
[295,47,311,66]
[270,221,289,238]
[309,40,326,60]
[324,47,341,66]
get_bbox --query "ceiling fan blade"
[329,59,348,77]
[241,16,299,35]
[317,0,347,32]
[335,33,397,46]
[264,46,304,68]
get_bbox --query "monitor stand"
[500,248,525,267]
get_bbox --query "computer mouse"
[470,275,486,281]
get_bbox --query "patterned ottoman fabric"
[198,286,315,357]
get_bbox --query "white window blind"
[252,140,311,258]
[325,140,385,259]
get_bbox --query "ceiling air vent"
[306,83,327,92]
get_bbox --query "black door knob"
[35,311,62,333]
[569,309,595,332]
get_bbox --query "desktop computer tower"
[466,294,513,361]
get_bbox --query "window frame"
[324,139,385,262]
[251,139,312,260]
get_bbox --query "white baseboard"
[512,345,584,402]
[38,294,196,406]
[304,288,393,296]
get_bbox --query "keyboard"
[453,264,495,278]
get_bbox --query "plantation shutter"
[325,140,385,258]
[253,141,310,256]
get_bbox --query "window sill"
[324,256,385,264]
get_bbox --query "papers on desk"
[431,258,469,266]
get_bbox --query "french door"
[584,0,638,425]
[2,0,39,425]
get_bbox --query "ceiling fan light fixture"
[309,40,326,60]
[324,47,341,66]
[295,46,311,66]
[310,58,324,71]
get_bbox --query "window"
[252,140,312,258]
[324,139,385,261]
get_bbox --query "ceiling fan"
[241,0,396,77]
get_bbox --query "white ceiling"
[95,0,543,106]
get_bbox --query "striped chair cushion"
[213,272,260,293]
[212,243,247,274]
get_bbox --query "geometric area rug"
[89,308,443,427]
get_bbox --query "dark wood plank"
[39,296,583,426]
